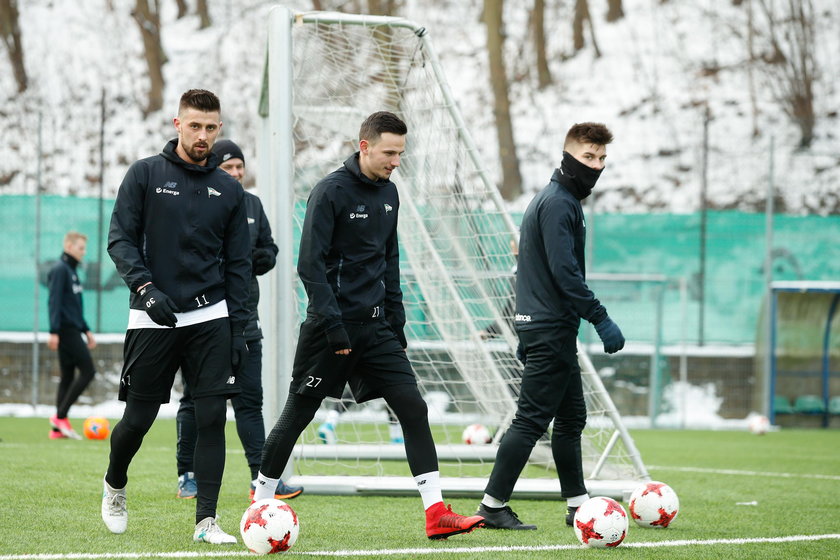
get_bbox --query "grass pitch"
[0,417,838,559]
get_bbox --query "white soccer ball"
[573,496,628,548]
[461,423,492,444]
[240,498,299,554]
[629,481,680,528]
[747,414,770,435]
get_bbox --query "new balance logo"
[384,203,393,213]
[226,376,236,384]
[208,187,221,197]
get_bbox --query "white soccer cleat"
[194,516,237,544]
[101,478,127,534]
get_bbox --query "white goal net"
[258,8,648,499]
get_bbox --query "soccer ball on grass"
[628,481,679,528]
[461,423,491,444]
[240,499,299,554]
[573,496,628,548]
[747,413,770,435]
[83,416,110,440]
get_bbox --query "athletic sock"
[415,471,443,510]
[253,473,280,501]
[567,493,589,507]
[481,493,506,508]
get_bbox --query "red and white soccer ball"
[747,414,770,435]
[240,499,299,554]
[573,496,628,548]
[461,423,492,444]
[629,481,680,528]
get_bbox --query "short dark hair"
[564,122,613,148]
[359,111,407,143]
[179,89,221,115]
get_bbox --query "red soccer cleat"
[425,502,485,540]
[50,415,81,439]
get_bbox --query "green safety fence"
[3,194,839,344]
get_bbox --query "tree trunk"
[175,0,187,18]
[197,0,211,29]
[606,0,624,22]
[533,0,551,89]
[573,0,587,50]
[0,0,27,93]
[484,0,522,200]
[132,0,167,115]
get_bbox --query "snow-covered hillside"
[1,0,838,214]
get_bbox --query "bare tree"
[573,0,601,56]
[175,0,188,18]
[197,0,211,29]
[484,0,522,200]
[132,0,167,115]
[0,0,27,93]
[533,0,552,88]
[606,0,624,22]
[755,0,818,148]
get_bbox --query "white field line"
[1,534,839,559]
[648,464,840,481]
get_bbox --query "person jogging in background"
[101,89,251,545]
[253,111,485,540]
[47,231,96,440]
[475,122,625,531]
[174,138,303,502]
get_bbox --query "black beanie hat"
[212,139,245,164]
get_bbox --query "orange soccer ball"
[83,416,110,440]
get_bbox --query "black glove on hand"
[326,327,351,354]
[231,334,248,377]
[138,284,178,328]
[594,317,625,354]
[516,342,527,365]
[252,248,275,276]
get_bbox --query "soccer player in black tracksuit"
[474,123,626,531]
[101,90,251,545]
[253,111,484,540]
[175,139,302,502]
[47,231,96,440]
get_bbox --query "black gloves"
[138,284,178,328]
[594,317,625,354]
[326,327,351,354]
[516,342,527,364]
[231,334,248,376]
[252,248,275,276]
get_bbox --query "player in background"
[102,89,251,544]
[474,122,626,530]
[47,231,97,440]
[317,386,403,444]
[253,111,484,540]
[174,139,303,502]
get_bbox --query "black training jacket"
[514,168,607,332]
[244,190,278,341]
[47,252,90,333]
[107,139,251,334]
[297,152,405,334]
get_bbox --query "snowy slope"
[1,0,838,214]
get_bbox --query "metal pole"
[698,104,709,346]
[762,136,775,417]
[96,89,106,332]
[32,111,43,409]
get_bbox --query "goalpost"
[257,6,649,499]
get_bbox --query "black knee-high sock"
[106,398,160,488]
[381,384,438,476]
[261,393,321,479]
[193,396,227,523]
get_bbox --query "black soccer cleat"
[475,504,537,530]
[565,506,578,527]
